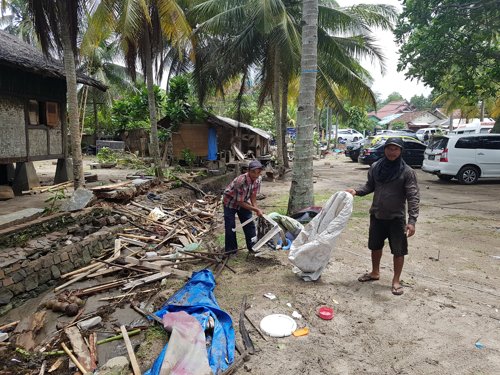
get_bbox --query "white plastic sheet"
[288,191,353,281]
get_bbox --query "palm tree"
[26,0,86,188]
[88,0,191,177]
[79,39,137,140]
[191,1,396,186]
[0,0,36,44]
[288,0,318,213]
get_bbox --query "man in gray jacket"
[346,137,420,295]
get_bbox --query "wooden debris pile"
[0,190,238,374]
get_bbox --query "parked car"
[422,134,500,184]
[358,137,427,167]
[416,127,445,142]
[334,128,364,143]
[345,139,365,162]
[376,129,418,139]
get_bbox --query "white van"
[422,134,500,184]
[448,119,493,135]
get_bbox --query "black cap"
[248,160,263,170]
[384,137,404,149]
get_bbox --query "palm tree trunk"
[288,0,318,214]
[144,26,163,178]
[326,107,332,150]
[93,96,98,145]
[281,74,290,169]
[273,49,284,168]
[59,6,84,188]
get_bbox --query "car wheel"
[353,137,358,142]
[457,166,479,184]
[337,137,344,143]
[437,174,453,181]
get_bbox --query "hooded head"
[384,137,403,161]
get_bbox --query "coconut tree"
[88,0,191,177]
[79,39,137,139]
[191,0,302,169]
[192,1,396,206]
[26,0,86,188]
[288,0,318,213]
[0,0,36,43]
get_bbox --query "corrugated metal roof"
[214,115,272,139]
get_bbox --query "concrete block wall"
[0,228,115,314]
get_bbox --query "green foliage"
[382,92,404,105]
[96,147,117,164]
[164,76,207,130]
[181,148,196,169]
[391,121,406,130]
[111,84,166,131]
[344,106,371,132]
[395,0,500,102]
[216,93,276,136]
[43,189,67,215]
[410,94,433,110]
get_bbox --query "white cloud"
[335,0,432,101]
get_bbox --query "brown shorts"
[368,215,408,256]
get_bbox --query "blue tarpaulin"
[144,269,235,375]
[207,127,218,161]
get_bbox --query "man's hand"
[345,188,356,196]
[406,223,416,237]
[255,208,263,217]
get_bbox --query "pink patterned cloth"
[159,311,212,375]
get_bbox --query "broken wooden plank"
[239,296,254,354]
[120,326,141,375]
[174,175,206,197]
[191,207,215,218]
[117,233,161,243]
[0,320,19,331]
[88,181,132,192]
[98,289,156,301]
[55,263,104,292]
[122,272,171,291]
[75,279,128,296]
[61,342,89,375]
[65,326,94,371]
[124,257,191,279]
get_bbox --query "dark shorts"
[368,215,408,256]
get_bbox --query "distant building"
[386,109,449,131]
[367,100,416,122]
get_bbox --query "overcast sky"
[335,0,432,101]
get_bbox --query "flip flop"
[391,286,404,296]
[358,273,380,282]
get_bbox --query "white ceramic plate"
[260,314,297,337]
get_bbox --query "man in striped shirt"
[223,160,264,254]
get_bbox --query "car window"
[481,136,500,150]
[428,137,448,150]
[404,141,426,150]
[455,137,480,149]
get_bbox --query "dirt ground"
[1,153,500,374]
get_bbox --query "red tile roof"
[368,100,415,120]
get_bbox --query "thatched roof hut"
[0,30,106,91]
